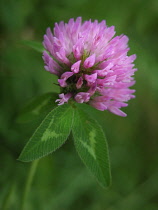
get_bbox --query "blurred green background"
[1,0,158,209]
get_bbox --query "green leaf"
[19,104,74,162]
[72,105,111,187]
[17,92,58,123]
[20,40,44,53]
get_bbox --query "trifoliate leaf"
[72,106,111,187]
[19,104,74,162]
[20,40,44,53]
[17,92,58,123]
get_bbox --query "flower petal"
[75,92,90,103]
[83,54,96,68]
[71,60,81,73]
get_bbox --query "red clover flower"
[43,17,137,117]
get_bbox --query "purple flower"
[43,17,137,117]
[55,93,72,105]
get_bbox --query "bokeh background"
[1,0,158,209]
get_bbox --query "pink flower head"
[43,17,137,116]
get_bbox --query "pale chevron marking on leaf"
[32,98,50,115]
[41,130,62,142]
[80,129,96,159]
[41,116,62,141]
[89,129,96,150]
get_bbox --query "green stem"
[1,183,15,210]
[20,159,39,210]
